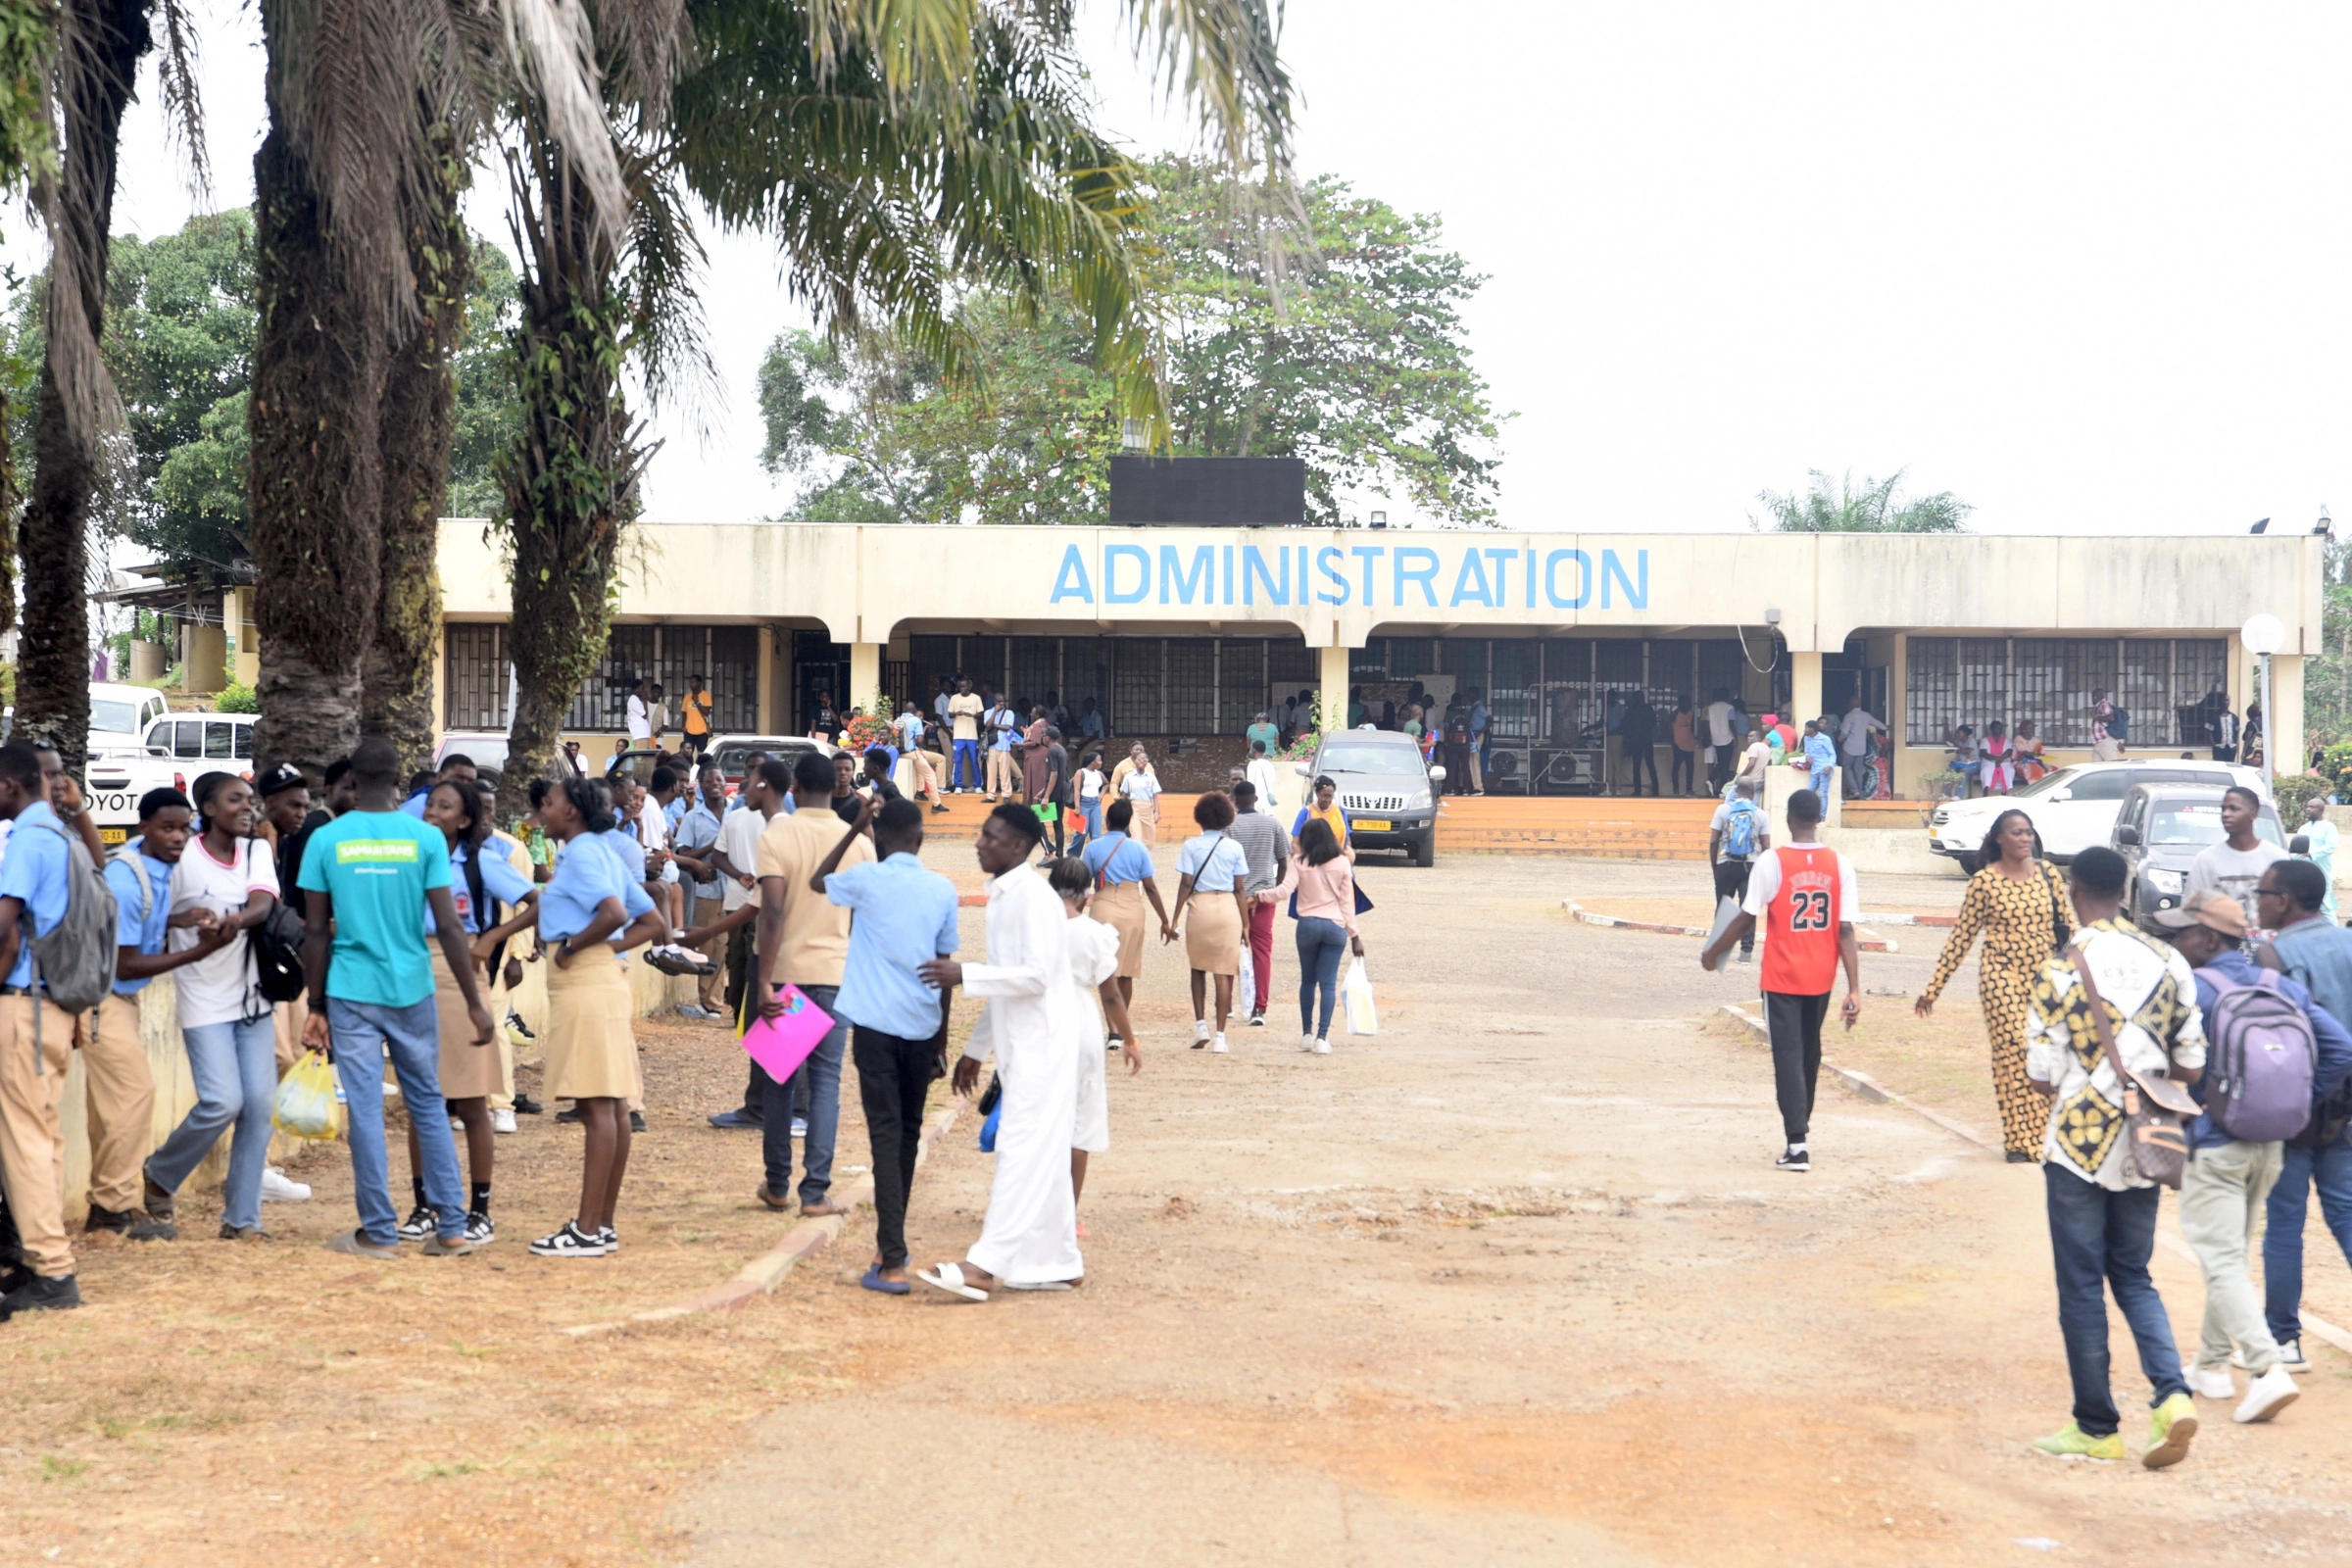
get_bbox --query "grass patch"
[40,1455,88,1481]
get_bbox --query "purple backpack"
[2196,967,2317,1143]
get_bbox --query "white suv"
[1927,759,2268,869]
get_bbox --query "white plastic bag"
[1237,940,1256,1015]
[1342,956,1377,1037]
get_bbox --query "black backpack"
[250,898,307,1005]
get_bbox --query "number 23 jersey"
[1741,843,1861,996]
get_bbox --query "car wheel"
[1955,849,1981,875]
[1412,831,1435,868]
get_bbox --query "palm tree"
[492,0,1296,792]
[1753,467,1972,534]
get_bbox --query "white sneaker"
[1210,1032,1229,1054]
[260,1167,311,1203]
[2187,1364,2236,1400]
[1300,1033,1316,1054]
[1312,1037,1331,1054]
[492,1107,517,1135]
[2234,1365,2299,1424]
[1193,1018,1212,1044]
[2278,1338,2309,1370]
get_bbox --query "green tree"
[1753,468,1972,533]
[448,240,518,519]
[760,161,1503,526]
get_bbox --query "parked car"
[703,734,838,796]
[1295,729,1445,866]
[1926,759,2267,870]
[86,682,172,760]
[86,711,259,844]
[2113,784,2287,930]
[434,731,510,790]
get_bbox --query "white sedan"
[1926,759,2268,869]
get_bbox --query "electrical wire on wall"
[1734,623,1781,675]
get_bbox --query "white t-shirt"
[626,694,652,741]
[2186,838,2288,934]
[717,805,768,912]
[1246,756,1283,809]
[1705,701,1735,748]
[1078,764,1105,801]
[169,837,280,1027]
[1740,841,1861,918]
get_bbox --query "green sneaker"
[2031,1421,2125,1461]
[2142,1392,2198,1470]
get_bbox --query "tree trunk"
[249,116,385,778]
[363,120,468,778]
[17,0,148,772]
[500,137,644,802]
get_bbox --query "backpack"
[2196,966,2317,1142]
[22,815,120,1014]
[2108,705,2130,741]
[1722,799,1761,858]
[106,840,156,923]
[250,899,308,1006]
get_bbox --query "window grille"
[443,623,509,730]
[1163,639,1216,732]
[1909,637,2230,749]
[1490,640,1540,741]
[1113,638,1164,731]
[1218,639,1267,731]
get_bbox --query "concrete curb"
[562,1101,966,1338]
[1713,1004,2352,1362]
[1566,899,1899,953]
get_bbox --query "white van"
[87,683,172,759]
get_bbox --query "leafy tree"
[760,161,1503,526]
[448,240,518,519]
[1753,468,1971,533]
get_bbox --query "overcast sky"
[57,1,2352,538]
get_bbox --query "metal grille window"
[2011,638,2117,748]
[1385,638,1432,678]
[443,623,509,730]
[1219,639,1267,731]
[1696,640,1746,709]
[1593,640,1644,707]
[1490,639,1540,740]
[1061,637,1111,729]
[1269,640,1318,705]
[1113,639,1165,731]
[1544,638,1595,743]
[1163,638,1216,732]
[1350,642,1391,681]
[1645,639,1694,714]
[565,626,659,730]
[562,624,759,731]
[1008,637,1060,712]
[1909,637,2230,749]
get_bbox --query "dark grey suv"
[2112,784,2285,931]
[1297,730,1446,866]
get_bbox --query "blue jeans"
[1807,765,1834,802]
[148,1015,278,1231]
[2044,1164,2186,1435]
[1296,916,1348,1038]
[2264,1137,2352,1345]
[763,983,847,1205]
[328,996,467,1246]
[953,740,980,790]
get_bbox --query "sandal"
[915,1261,989,1301]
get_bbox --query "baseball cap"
[256,762,310,799]
[2152,889,2247,940]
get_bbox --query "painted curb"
[1566,899,1898,953]
[1712,1004,2352,1362]
[563,1101,965,1338]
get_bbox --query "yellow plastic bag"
[272,1049,342,1141]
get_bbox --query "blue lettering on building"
[1104,544,1151,604]
[1159,544,1213,605]
[1049,543,1095,605]
[1316,546,1349,605]
[1600,548,1647,609]
[1046,539,1649,613]
[1242,545,1290,606]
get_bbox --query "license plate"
[1353,818,1392,832]
[99,827,126,845]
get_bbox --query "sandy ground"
[5,843,2350,1565]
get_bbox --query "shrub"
[214,681,259,714]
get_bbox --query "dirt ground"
[4,844,2350,1565]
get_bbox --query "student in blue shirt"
[0,741,93,1307]
[668,764,730,1020]
[299,737,495,1259]
[1081,799,1169,1041]
[526,774,666,1257]
[810,793,959,1293]
[84,788,226,1245]
[1800,720,1838,804]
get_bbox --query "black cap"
[256,762,309,799]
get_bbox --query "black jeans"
[1671,747,1694,794]
[1711,858,1753,954]
[1764,989,1829,1145]
[854,1024,941,1268]
[1624,744,1658,796]
[726,922,770,1119]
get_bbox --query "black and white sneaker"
[464,1211,496,1246]
[1775,1149,1810,1173]
[396,1204,437,1241]
[1248,1011,1266,1027]
[529,1220,609,1257]
[600,1225,618,1251]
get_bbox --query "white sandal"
[916,1261,989,1301]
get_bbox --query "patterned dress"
[1923,861,2075,1155]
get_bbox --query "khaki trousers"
[272,995,310,1077]
[986,749,1017,798]
[0,995,85,1278]
[903,748,940,801]
[2180,1138,2287,1375]
[83,994,156,1214]
[687,889,727,1011]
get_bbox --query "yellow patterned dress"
[1922,861,2074,1156]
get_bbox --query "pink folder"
[739,985,836,1083]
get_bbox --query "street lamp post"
[2242,612,2286,791]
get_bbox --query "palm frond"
[153,0,208,199]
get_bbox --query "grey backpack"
[23,815,121,1014]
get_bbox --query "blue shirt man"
[825,848,960,1039]
[0,800,73,991]
[676,794,725,902]
[1802,725,1838,800]
[104,838,175,996]
[2257,860,2352,1358]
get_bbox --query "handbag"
[2069,939,2196,1189]
[2044,862,2073,956]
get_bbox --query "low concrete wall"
[1822,824,1962,878]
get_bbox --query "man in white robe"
[916,806,1082,1298]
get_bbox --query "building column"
[2271,653,2305,774]
[757,625,780,732]
[1789,650,1823,729]
[850,641,883,715]
[1318,642,1352,737]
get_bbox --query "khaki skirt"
[1130,798,1159,844]
[542,947,641,1101]
[432,949,502,1101]
[1184,891,1243,976]
[1090,879,1149,978]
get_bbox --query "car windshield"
[2146,802,2284,849]
[89,699,142,734]
[447,739,508,769]
[1317,739,1422,773]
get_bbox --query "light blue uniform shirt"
[596,824,647,882]
[427,838,538,938]
[1803,732,1838,769]
[1177,831,1251,891]
[1082,832,1154,886]
[676,801,724,897]
[0,802,73,990]
[104,844,174,996]
[824,853,960,1038]
[538,832,652,945]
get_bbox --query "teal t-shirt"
[297,809,453,1007]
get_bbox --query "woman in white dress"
[1046,858,1139,1232]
